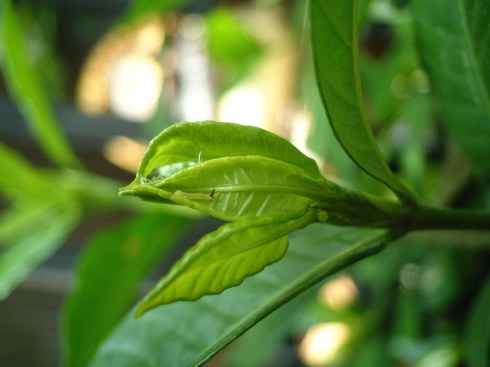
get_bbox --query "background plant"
[0,0,489,367]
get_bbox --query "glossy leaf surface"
[412,0,490,176]
[123,155,334,220]
[90,224,387,367]
[120,122,332,220]
[133,121,322,181]
[135,210,316,316]
[63,213,192,367]
[310,0,413,203]
[0,0,82,169]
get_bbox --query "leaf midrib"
[172,184,330,202]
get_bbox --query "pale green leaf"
[90,225,388,367]
[122,155,335,220]
[310,0,414,203]
[0,203,79,299]
[135,210,316,316]
[0,143,60,200]
[0,201,56,246]
[412,0,490,176]
[63,213,192,367]
[133,121,322,183]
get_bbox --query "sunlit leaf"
[63,213,192,367]
[90,224,388,367]
[0,203,79,299]
[135,210,316,316]
[412,0,490,177]
[0,0,82,169]
[120,121,339,220]
[133,121,322,182]
[122,155,335,220]
[310,0,414,203]
[121,122,404,227]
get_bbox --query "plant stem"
[410,205,490,231]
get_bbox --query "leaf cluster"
[0,0,489,366]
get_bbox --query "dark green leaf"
[0,203,79,299]
[135,210,316,316]
[0,0,82,169]
[224,294,308,367]
[90,225,388,367]
[63,213,192,367]
[310,0,414,203]
[412,0,490,176]
[465,276,490,367]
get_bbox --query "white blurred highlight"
[318,275,359,310]
[299,322,350,366]
[108,55,163,122]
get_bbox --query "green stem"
[317,185,490,232]
[410,205,490,231]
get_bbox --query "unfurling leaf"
[119,121,337,220]
[133,120,322,180]
[135,210,317,316]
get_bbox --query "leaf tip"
[118,179,142,197]
[134,294,167,319]
[118,186,133,197]
[133,304,148,319]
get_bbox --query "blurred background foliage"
[0,0,489,366]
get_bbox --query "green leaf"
[90,224,388,367]
[0,203,79,299]
[224,294,308,367]
[135,210,317,316]
[206,9,263,89]
[465,276,490,367]
[122,0,190,25]
[63,213,192,367]
[120,121,336,220]
[412,0,490,177]
[122,155,334,220]
[121,122,406,227]
[133,121,322,182]
[0,143,62,200]
[0,201,56,246]
[310,0,414,203]
[0,0,82,169]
